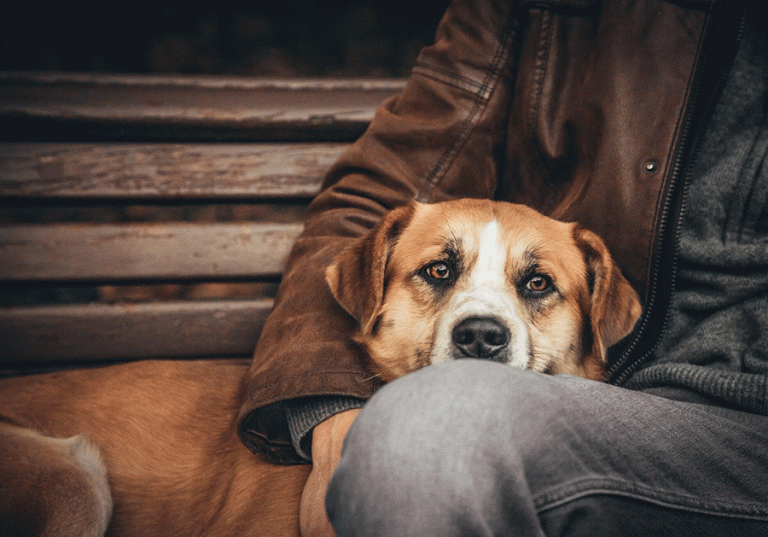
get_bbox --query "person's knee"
[326,361,562,534]
[338,360,538,469]
[340,360,585,455]
[330,361,499,492]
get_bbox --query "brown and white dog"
[0,199,640,537]
[327,199,641,382]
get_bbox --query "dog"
[0,199,640,536]
[327,199,641,382]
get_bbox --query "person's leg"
[326,360,768,537]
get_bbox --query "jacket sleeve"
[238,0,522,464]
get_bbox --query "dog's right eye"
[422,261,452,283]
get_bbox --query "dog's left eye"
[525,274,552,294]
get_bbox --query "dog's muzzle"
[451,316,510,361]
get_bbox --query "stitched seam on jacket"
[416,15,518,202]
[528,10,554,136]
[534,476,768,521]
[412,62,492,99]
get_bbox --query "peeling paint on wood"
[0,222,303,281]
[0,73,404,141]
[0,300,273,363]
[0,143,340,198]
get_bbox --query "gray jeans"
[326,361,768,536]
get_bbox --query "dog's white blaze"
[430,219,531,369]
[469,220,508,289]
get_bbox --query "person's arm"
[299,409,361,537]
[237,0,520,465]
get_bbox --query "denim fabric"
[327,361,768,536]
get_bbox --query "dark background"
[1,1,449,77]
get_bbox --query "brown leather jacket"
[238,0,746,463]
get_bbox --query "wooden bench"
[0,72,403,373]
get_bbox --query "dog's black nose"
[452,317,509,360]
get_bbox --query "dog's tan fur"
[0,199,640,536]
[0,360,310,536]
[327,199,641,382]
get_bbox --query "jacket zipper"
[607,131,693,384]
[607,166,689,383]
[606,10,746,385]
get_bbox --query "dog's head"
[326,199,641,382]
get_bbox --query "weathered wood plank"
[0,222,303,281]
[0,299,272,363]
[0,73,404,141]
[0,143,341,199]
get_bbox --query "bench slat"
[0,74,386,369]
[0,299,272,363]
[0,222,303,281]
[0,143,341,199]
[0,73,403,141]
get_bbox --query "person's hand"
[300,408,361,537]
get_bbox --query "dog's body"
[0,199,640,536]
[0,360,310,537]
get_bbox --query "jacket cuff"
[285,396,366,461]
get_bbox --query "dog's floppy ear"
[575,227,642,367]
[326,203,417,334]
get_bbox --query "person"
[237,0,768,535]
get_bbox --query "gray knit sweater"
[625,17,768,415]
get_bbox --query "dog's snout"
[452,317,509,360]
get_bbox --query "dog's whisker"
[527,349,561,375]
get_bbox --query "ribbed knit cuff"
[625,364,768,415]
[285,396,366,461]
